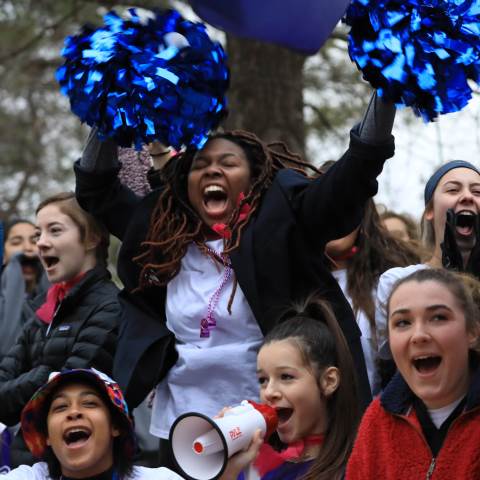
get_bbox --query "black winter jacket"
[0,266,120,427]
[75,128,394,412]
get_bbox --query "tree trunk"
[225,35,307,157]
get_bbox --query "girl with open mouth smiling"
[219,295,359,480]
[3,368,181,480]
[346,268,480,480]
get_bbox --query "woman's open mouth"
[202,185,229,218]
[412,355,442,375]
[276,407,293,427]
[455,211,476,237]
[42,256,60,270]
[63,427,92,449]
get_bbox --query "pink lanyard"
[200,247,232,338]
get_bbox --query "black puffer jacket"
[0,266,120,426]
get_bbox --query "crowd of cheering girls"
[0,92,480,480]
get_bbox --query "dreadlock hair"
[134,130,318,290]
[262,294,359,480]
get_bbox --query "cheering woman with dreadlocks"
[74,92,394,458]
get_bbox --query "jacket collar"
[30,266,110,310]
[381,360,480,415]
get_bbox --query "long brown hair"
[263,295,360,480]
[343,200,421,336]
[134,130,318,289]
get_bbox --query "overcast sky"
[308,93,480,221]
[375,95,480,219]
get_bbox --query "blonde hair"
[420,199,435,252]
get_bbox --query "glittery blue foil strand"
[345,0,480,121]
[56,9,229,149]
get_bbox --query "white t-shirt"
[332,269,380,395]
[1,463,183,480]
[428,396,465,429]
[375,264,428,356]
[151,239,263,438]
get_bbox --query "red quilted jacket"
[346,371,480,480]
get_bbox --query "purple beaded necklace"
[200,246,232,338]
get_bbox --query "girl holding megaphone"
[171,295,360,480]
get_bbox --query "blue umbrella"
[190,0,351,54]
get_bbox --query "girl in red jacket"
[346,268,480,480]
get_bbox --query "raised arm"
[74,129,143,240]
[293,92,395,242]
[357,91,396,144]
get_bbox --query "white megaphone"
[169,400,278,480]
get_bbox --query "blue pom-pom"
[345,0,480,121]
[56,9,229,149]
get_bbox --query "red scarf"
[331,246,358,262]
[211,192,252,239]
[254,435,324,477]
[36,273,85,324]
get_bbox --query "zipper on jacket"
[45,303,62,337]
[426,458,436,480]
[394,405,480,479]
[425,404,480,480]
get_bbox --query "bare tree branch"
[0,4,86,64]
[305,103,345,142]
[4,170,32,218]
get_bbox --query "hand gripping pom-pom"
[345,0,480,121]
[56,9,229,149]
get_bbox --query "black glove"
[358,91,396,144]
[441,209,464,271]
[80,127,119,173]
[466,214,480,279]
